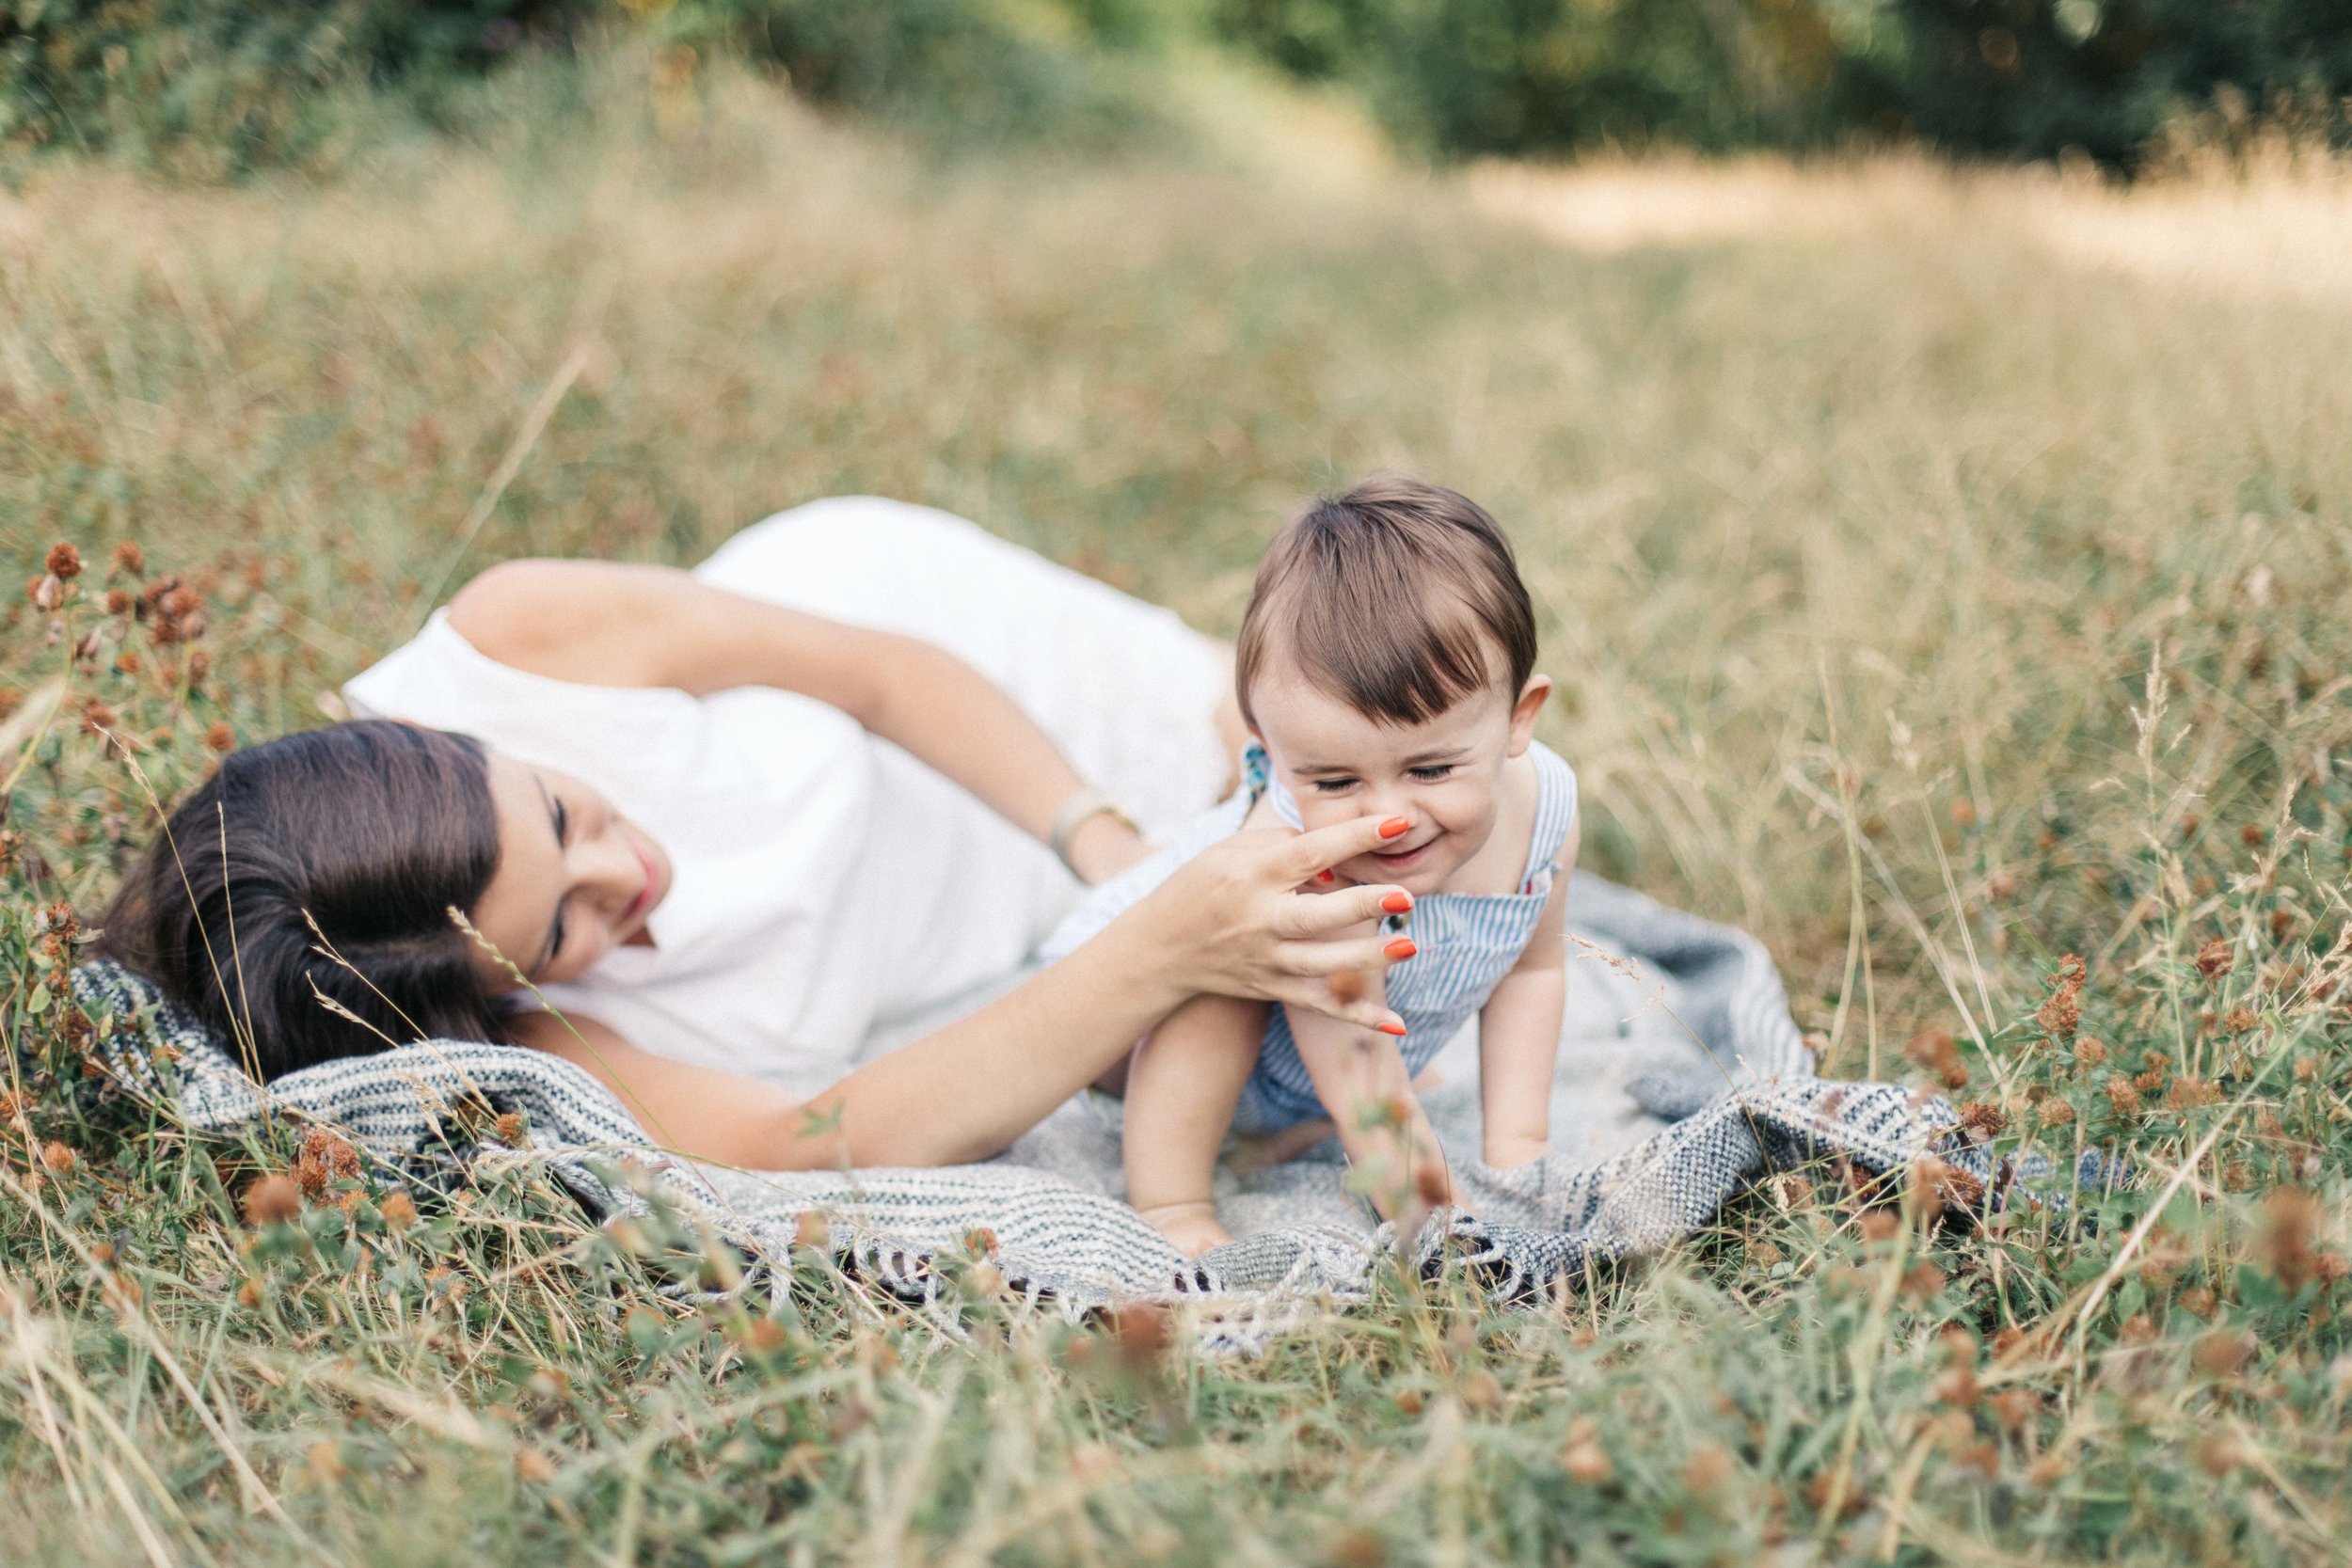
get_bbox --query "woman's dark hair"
[102,720,504,1081]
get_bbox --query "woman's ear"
[1505,674,1552,756]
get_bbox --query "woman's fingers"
[1275,934,1401,976]
[1281,812,1411,883]
[1272,879,1408,939]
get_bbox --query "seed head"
[242,1173,302,1227]
[1680,1443,1733,1495]
[2105,1076,2142,1117]
[379,1191,418,1231]
[294,1128,360,1197]
[1955,1101,2006,1142]
[1560,1434,1613,1485]
[2256,1188,2323,1291]
[1931,1363,1979,1408]
[2191,1328,2252,1380]
[2165,1076,2220,1111]
[204,722,234,752]
[1901,1260,1947,1301]
[2035,990,2080,1041]
[1109,1301,1171,1365]
[40,1140,77,1175]
[45,544,81,580]
[2193,1432,2244,1475]
[2196,939,2233,980]
[109,542,144,576]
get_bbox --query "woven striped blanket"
[70,876,2092,1349]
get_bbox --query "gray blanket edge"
[67,876,2100,1350]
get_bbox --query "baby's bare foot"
[1138,1201,1232,1258]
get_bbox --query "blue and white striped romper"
[1039,738,1579,1134]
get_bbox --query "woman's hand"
[1134,813,1415,1034]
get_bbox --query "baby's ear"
[1505,675,1551,755]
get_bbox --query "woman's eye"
[1409,766,1456,783]
[1309,778,1359,795]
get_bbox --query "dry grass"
[2,49,2349,1565]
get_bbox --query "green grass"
[4,49,2352,1564]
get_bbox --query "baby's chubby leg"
[1122,992,1267,1257]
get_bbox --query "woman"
[103,499,1415,1173]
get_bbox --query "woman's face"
[469,753,673,990]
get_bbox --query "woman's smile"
[617,824,667,938]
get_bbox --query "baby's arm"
[1477,853,1573,1168]
[1285,972,1458,1226]
[1123,992,1266,1257]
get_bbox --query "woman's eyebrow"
[530,775,565,975]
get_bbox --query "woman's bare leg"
[1123,992,1266,1256]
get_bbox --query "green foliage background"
[5,0,2350,174]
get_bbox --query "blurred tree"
[0,0,591,173]
[660,0,1172,148]
[1886,0,2352,165]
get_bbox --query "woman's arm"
[447,560,1145,881]
[514,814,1422,1169]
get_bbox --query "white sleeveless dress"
[342,497,1232,1099]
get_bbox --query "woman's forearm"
[520,815,1422,1171]
[793,907,1190,1167]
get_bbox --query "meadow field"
[3,53,2351,1565]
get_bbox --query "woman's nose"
[578,828,642,908]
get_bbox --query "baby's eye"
[1309,777,1359,795]
[1408,765,1457,783]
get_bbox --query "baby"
[1044,475,1576,1256]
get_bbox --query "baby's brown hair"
[1234,474,1536,729]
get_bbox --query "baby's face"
[1251,665,1549,895]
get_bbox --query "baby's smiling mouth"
[1371,834,1439,867]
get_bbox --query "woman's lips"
[619,831,664,930]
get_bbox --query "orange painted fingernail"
[1380,892,1412,913]
[1385,938,1417,960]
[1377,1021,1407,1037]
[1378,816,1410,839]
